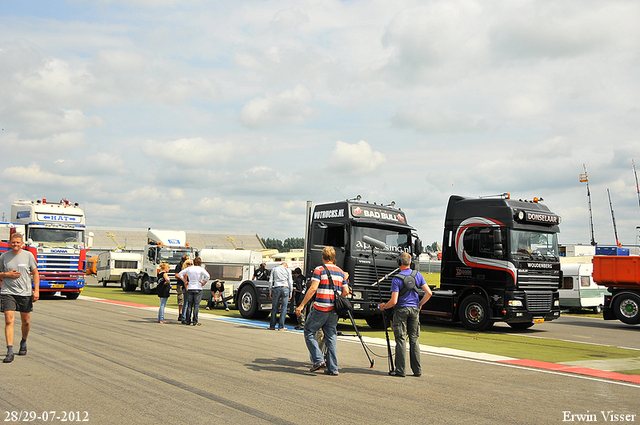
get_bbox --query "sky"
[1,0,640,248]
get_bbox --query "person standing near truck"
[0,233,39,363]
[268,262,293,330]
[156,262,171,324]
[178,257,209,326]
[174,255,188,322]
[296,246,349,376]
[292,267,306,330]
[253,262,269,281]
[378,252,432,377]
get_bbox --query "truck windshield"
[352,226,411,254]
[28,227,85,247]
[159,248,193,264]
[510,230,558,261]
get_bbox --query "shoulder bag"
[322,265,353,318]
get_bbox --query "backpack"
[398,270,419,297]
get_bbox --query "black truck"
[236,198,423,328]
[423,194,562,331]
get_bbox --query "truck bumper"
[39,277,85,292]
[499,290,561,324]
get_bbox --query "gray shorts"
[1,294,34,313]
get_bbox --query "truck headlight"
[554,300,560,306]
[351,291,363,300]
[508,300,523,307]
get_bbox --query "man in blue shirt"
[378,252,432,377]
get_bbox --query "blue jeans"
[393,306,421,376]
[184,290,203,324]
[181,287,189,321]
[208,292,228,309]
[304,307,339,374]
[158,297,168,321]
[270,287,290,329]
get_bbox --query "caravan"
[97,251,143,287]
[198,249,263,302]
[559,262,609,313]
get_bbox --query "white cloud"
[1,1,640,244]
[140,137,235,167]
[328,141,387,175]
[240,84,315,128]
[1,163,92,187]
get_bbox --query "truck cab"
[423,194,562,330]
[9,199,90,299]
[234,198,423,328]
[305,199,422,328]
[121,229,196,293]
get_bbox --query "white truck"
[198,248,263,303]
[96,251,143,287]
[120,229,196,294]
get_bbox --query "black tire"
[102,280,107,287]
[238,286,258,319]
[508,322,534,330]
[612,293,640,325]
[120,274,136,292]
[365,313,386,330]
[459,294,493,331]
[593,305,603,314]
[65,292,80,300]
[141,276,152,294]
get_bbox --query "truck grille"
[525,291,553,313]
[352,264,398,303]
[518,270,560,290]
[38,252,81,276]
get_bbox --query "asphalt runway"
[491,314,640,351]
[1,297,638,425]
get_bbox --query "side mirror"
[493,229,504,258]
[415,238,423,255]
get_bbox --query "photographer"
[378,252,432,377]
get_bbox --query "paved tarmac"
[1,297,638,425]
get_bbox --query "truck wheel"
[238,286,258,319]
[121,275,134,292]
[459,295,493,331]
[593,305,603,314]
[102,280,107,287]
[65,292,80,300]
[141,277,152,294]
[365,314,386,330]
[613,293,640,325]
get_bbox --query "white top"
[178,266,210,291]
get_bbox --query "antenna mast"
[607,188,622,248]
[580,164,597,246]
[633,160,640,216]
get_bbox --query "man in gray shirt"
[268,262,293,330]
[0,233,39,363]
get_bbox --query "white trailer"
[96,251,142,287]
[559,262,610,313]
[198,249,263,302]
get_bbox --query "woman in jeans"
[157,262,171,323]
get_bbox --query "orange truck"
[592,255,640,325]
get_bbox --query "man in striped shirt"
[295,246,349,376]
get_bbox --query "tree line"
[261,237,305,252]
[261,237,440,253]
